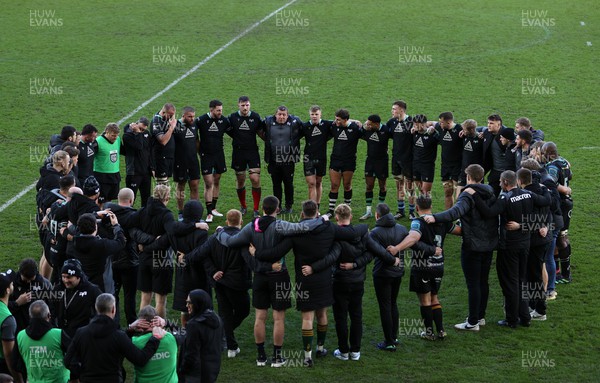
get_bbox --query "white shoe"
[350,351,361,361]
[205,214,213,223]
[227,348,240,358]
[465,317,486,326]
[530,310,547,321]
[211,209,223,217]
[454,321,480,331]
[359,212,372,221]
[333,349,348,361]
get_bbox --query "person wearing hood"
[163,200,210,328]
[424,164,499,331]
[12,300,72,383]
[73,212,125,294]
[51,259,102,338]
[129,185,205,319]
[177,289,222,383]
[65,294,165,383]
[36,150,72,193]
[7,259,52,333]
[48,125,78,157]
[62,176,102,261]
[182,209,250,358]
[499,127,517,172]
[369,203,437,350]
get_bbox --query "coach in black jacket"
[52,259,102,338]
[65,293,164,383]
[426,164,498,331]
[178,289,223,383]
[470,169,550,328]
[368,203,436,350]
[73,213,125,294]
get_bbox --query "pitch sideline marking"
[0,0,298,214]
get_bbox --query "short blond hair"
[334,203,351,221]
[153,184,170,202]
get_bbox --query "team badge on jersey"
[110,150,118,163]
[185,128,195,138]
[312,128,322,136]
[443,131,453,141]
[464,141,473,151]
[208,122,218,132]
[415,137,424,147]
[369,132,380,142]
[87,146,94,157]
[239,120,250,130]
[338,130,348,140]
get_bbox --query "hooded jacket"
[51,275,102,338]
[216,215,287,274]
[13,318,72,381]
[64,314,160,383]
[8,272,52,331]
[104,202,152,269]
[368,213,409,278]
[310,224,373,284]
[433,183,499,252]
[254,217,344,290]
[36,163,63,192]
[178,289,223,383]
[129,197,196,265]
[73,224,126,293]
[188,226,251,291]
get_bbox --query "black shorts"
[138,250,173,295]
[200,152,227,175]
[391,156,412,178]
[330,158,356,173]
[365,157,389,179]
[98,182,120,203]
[252,271,292,311]
[295,280,333,312]
[441,164,461,182]
[409,269,442,295]
[173,157,201,182]
[155,157,174,178]
[304,158,327,177]
[413,163,435,182]
[232,149,261,172]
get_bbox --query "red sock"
[252,187,261,211]
[237,187,247,208]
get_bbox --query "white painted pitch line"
[0,183,37,213]
[0,0,299,214]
